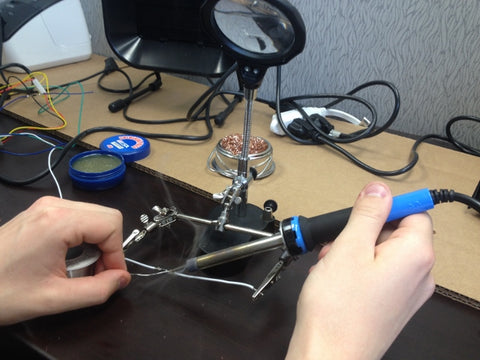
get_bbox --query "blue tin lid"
[100,135,150,163]
[69,150,126,191]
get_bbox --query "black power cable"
[0,63,34,110]
[96,61,240,128]
[272,66,416,176]
[430,189,480,214]
[1,57,479,183]
[0,122,218,186]
[0,59,243,185]
[446,115,480,157]
[272,66,480,176]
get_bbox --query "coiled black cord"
[430,189,480,213]
[273,67,421,176]
[0,63,34,109]
[446,115,480,157]
[272,66,480,176]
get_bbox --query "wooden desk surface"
[4,55,480,306]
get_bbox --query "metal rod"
[238,88,256,178]
[175,213,273,237]
[176,213,214,225]
[224,223,273,237]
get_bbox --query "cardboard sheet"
[5,55,480,307]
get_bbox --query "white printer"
[0,0,91,72]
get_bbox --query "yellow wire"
[0,72,44,93]
[7,71,67,135]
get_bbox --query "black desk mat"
[1,114,479,359]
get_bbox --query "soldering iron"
[177,188,437,272]
[124,187,480,299]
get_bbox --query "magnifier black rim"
[201,0,306,67]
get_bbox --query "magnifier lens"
[213,0,295,55]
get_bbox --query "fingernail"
[364,183,388,198]
[118,275,130,290]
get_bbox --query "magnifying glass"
[202,0,305,190]
[202,0,306,89]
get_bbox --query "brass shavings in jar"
[220,134,268,155]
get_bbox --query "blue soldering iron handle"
[284,188,435,255]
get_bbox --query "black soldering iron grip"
[298,207,352,251]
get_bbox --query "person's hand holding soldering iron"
[286,182,435,360]
[0,182,435,360]
[0,196,131,325]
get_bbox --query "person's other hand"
[286,182,435,360]
[0,196,131,325]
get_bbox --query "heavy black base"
[198,203,275,277]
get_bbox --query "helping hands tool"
[124,188,480,299]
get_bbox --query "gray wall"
[81,0,480,147]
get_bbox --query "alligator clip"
[252,251,294,300]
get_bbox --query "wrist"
[285,315,385,360]
[285,319,337,360]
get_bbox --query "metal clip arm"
[123,207,179,251]
[252,251,293,300]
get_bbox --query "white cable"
[48,147,63,199]
[1,132,63,198]
[32,78,47,94]
[126,257,257,292]
[0,132,57,147]
[270,106,366,136]
[26,132,57,147]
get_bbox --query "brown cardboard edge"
[130,161,214,200]
[435,284,480,311]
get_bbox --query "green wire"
[74,81,85,135]
[35,81,85,135]
[37,85,71,115]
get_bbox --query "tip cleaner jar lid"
[69,150,126,191]
[100,134,150,163]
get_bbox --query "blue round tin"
[69,150,126,191]
[100,134,150,163]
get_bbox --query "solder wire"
[125,258,257,292]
